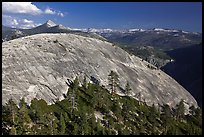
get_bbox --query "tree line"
[2,70,202,135]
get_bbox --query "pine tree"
[68,93,78,114]
[72,123,79,135]
[124,81,131,95]
[47,112,58,135]
[108,70,119,94]
[59,113,66,134]
[148,104,158,133]
[11,34,17,40]
[194,107,202,127]
[175,99,185,120]
[30,98,48,124]
[7,99,19,126]
[73,77,79,92]
[64,112,70,124]
[189,105,196,116]
[82,76,87,89]
[18,98,32,135]
[9,125,17,135]
[68,77,79,113]
[161,104,172,134]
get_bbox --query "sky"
[2,2,202,32]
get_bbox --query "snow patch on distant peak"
[129,29,140,32]
[88,28,116,33]
[153,28,179,33]
[153,28,165,31]
[46,20,57,27]
[192,32,200,35]
[129,29,145,32]
[57,24,67,29]
[182,30,189,34]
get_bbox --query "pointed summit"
[45,20,57,27]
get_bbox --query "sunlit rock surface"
[2,33,197,108]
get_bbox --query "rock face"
[2,33,198,108]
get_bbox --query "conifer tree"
[189,105,196,116]
[175,99,185,120]
[18,98,32,135]
[7,99,18,126]
[47,112,58,135]
[125,81,131,95]
[9,125,17,135]
[161,104,172,134]
[59,113,66,134]
[82,76,87,89]
[108,70,119,94]
[73,77,79,92]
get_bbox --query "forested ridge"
[2,74,202,135]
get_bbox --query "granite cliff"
[2,33,197,109]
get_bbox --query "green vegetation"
[11,34,17,40]
[2,74,202,135]
[122,45,171,60]
[147,64,157,70]
[124,81,131,95]
[115,44,172,68]
[108,70,119,94]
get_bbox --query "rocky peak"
[45,20,57,27]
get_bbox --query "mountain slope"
[2,20,106,42]
[161,43,202,107]
[94,28,202,51]
[2,25,26,41]
[2,25,13,31]
[85,28,201,69]
[2,82,202,135]
[2,33,197,108]
[120,45,172,68]
[22,20,69,35]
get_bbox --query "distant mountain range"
[3,20,202,51]
[95,29,201,51]
[2,20,106,41]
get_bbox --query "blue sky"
[2,2,202,32]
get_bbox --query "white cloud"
[45,8,56,15]
[12,19,19,26]
[2,2,42,15]
[58,12,64,17]
[44,7,65,17]
[22,19,34,24]
[2,15,18,28]
[20,19,39,29]
[2,2,65,17]
[20,19,37,29]
[20,23,37,29]
[2,2,65,29]
[2,15,39,29]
